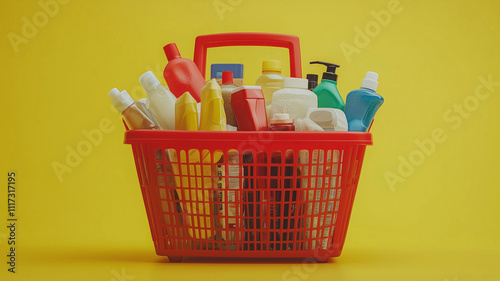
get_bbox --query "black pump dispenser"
[306,74,318,91]
[310,61,340,82]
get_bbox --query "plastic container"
[310,61,345,110]
[230,86,268,131]
[344,71,384,132]
[256,60,285,105]
[307,108,348,131]
[108,88,159,130]
[123,33,372,262]
[139,71,177,130]
[270,77,318,121]
[220,71,238,127]
[163,43,206,102]
[269,113,295,131]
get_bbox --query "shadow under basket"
[124,130,372,262]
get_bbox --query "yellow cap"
[175,92,198,131]
[262,60,282,72]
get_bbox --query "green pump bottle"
[310,61,345,110]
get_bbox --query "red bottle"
[163,43,206,102]
[230,86,268,131]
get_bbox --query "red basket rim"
[124,130,373,145]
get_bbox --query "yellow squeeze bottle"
[200,79,227,131]
[200,80,227,247]
[175,92,199,130]
[171,92,210,241]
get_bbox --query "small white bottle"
[108,88,159,130]
[139,71,177,130]
[270,77,318,121]
[306,108,348,131]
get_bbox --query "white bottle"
[139,71,177,130]
[270,77,318,121]
[295,118,324,131]
[306,108,348,131]
[108,88,159,130]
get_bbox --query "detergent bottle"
[270,77,317,121]
[163,43,206,102]
[139,71,177,130]
[231,86,268,131]
[310,61,344,110]
[256,60,285,106]
[220,71,238,127]
[344,71,384,132]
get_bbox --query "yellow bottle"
[256,60,285,106]
[200,79,227,131]
[175,92,198,130]
[172,91,209,242]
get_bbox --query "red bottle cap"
[222,71,233,84]
[163,43,181,61]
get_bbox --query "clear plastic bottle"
[108,88,159,130]
[139,71,177,130]
[270,77,318,121]
[256,60,285,106]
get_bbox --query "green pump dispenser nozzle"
[310,61,340,81]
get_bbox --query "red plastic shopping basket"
[123,33,373,262]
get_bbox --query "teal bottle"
[344,71,384,132]
[310,61,345,110]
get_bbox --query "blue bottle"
[344,71,384,132]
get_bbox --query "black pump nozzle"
[306,74,318,91]
[310,61,340,81]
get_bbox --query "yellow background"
[1,0,499,280]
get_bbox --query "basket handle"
[193,32,302,79]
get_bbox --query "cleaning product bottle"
[136,97,160,127]
[306,74,318,91]
[175,92,198,130]
[344,71,384,132]
[306,108,348,131]
[269,113,295,131]
[172,80,226,244]
[108,88,159,130]
[139,71,177,130]
[270,77,318,121]
[200,79,226,131]
[220,71,238,127]
[231,86,268,131]
[200,79,227,248]
[256,60,285,106]
[163,43,206,102]
[171,91,204,245]
[310,61,345,110]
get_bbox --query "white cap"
[137,98,147,106]
[284,77,308,89]
[360,71,379,91]
[139,71,161,92]
[108,88,134,113]
[272,113,290,120]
